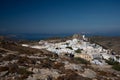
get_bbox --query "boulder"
[65,63,83,71]
[27,69,60,80]
[82,69,96,78]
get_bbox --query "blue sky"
[0,0,120,34]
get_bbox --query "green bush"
[74,57,90,64]
[66,47,73,50]
[66,43,69,45]
[112,64,120,71]
[105,58,120,71]
[75,49,81,53]
[106,58,119,65]
[18,68,33,74]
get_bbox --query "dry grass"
[57,69,90,80]
[0,54,19,61]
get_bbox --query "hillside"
[89,36,120,55]
[0,37,120,80]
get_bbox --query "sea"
[0,33,120,41]
[0,33,73,41]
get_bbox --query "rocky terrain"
[0,36,120,80]
[89,36,120,55]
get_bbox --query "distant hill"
[89,36,120,55]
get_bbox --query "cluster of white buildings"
[22,35,120,65]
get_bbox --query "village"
[22,35,120,66]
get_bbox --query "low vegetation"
[74,57,90,65]
[75,49,81,53]
[106,58,119,65]
[66,46,73,50]
[57,69,90,80]
[106,58,120,71]
[112,64,120,71]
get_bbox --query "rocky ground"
[89,36,120,55]
[0,37,120,80]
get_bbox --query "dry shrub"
[0,54,2,58]
[6,63,33,79]
[0,66,8,72]
[0,40,43,55]
[1,54,19,61]
[98,70,116,77]
[17,56,36,66]
[57,69,90,80]
[40,58,53,68]
[8,63,19,73]
[0,49,8,53]
[52,62,64,69]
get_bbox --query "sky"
[0,0,120,35]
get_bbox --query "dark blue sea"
[1,33,120,41]
[0,33,73,41]
[16,33,73,40]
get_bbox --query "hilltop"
[0,35,120,80]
